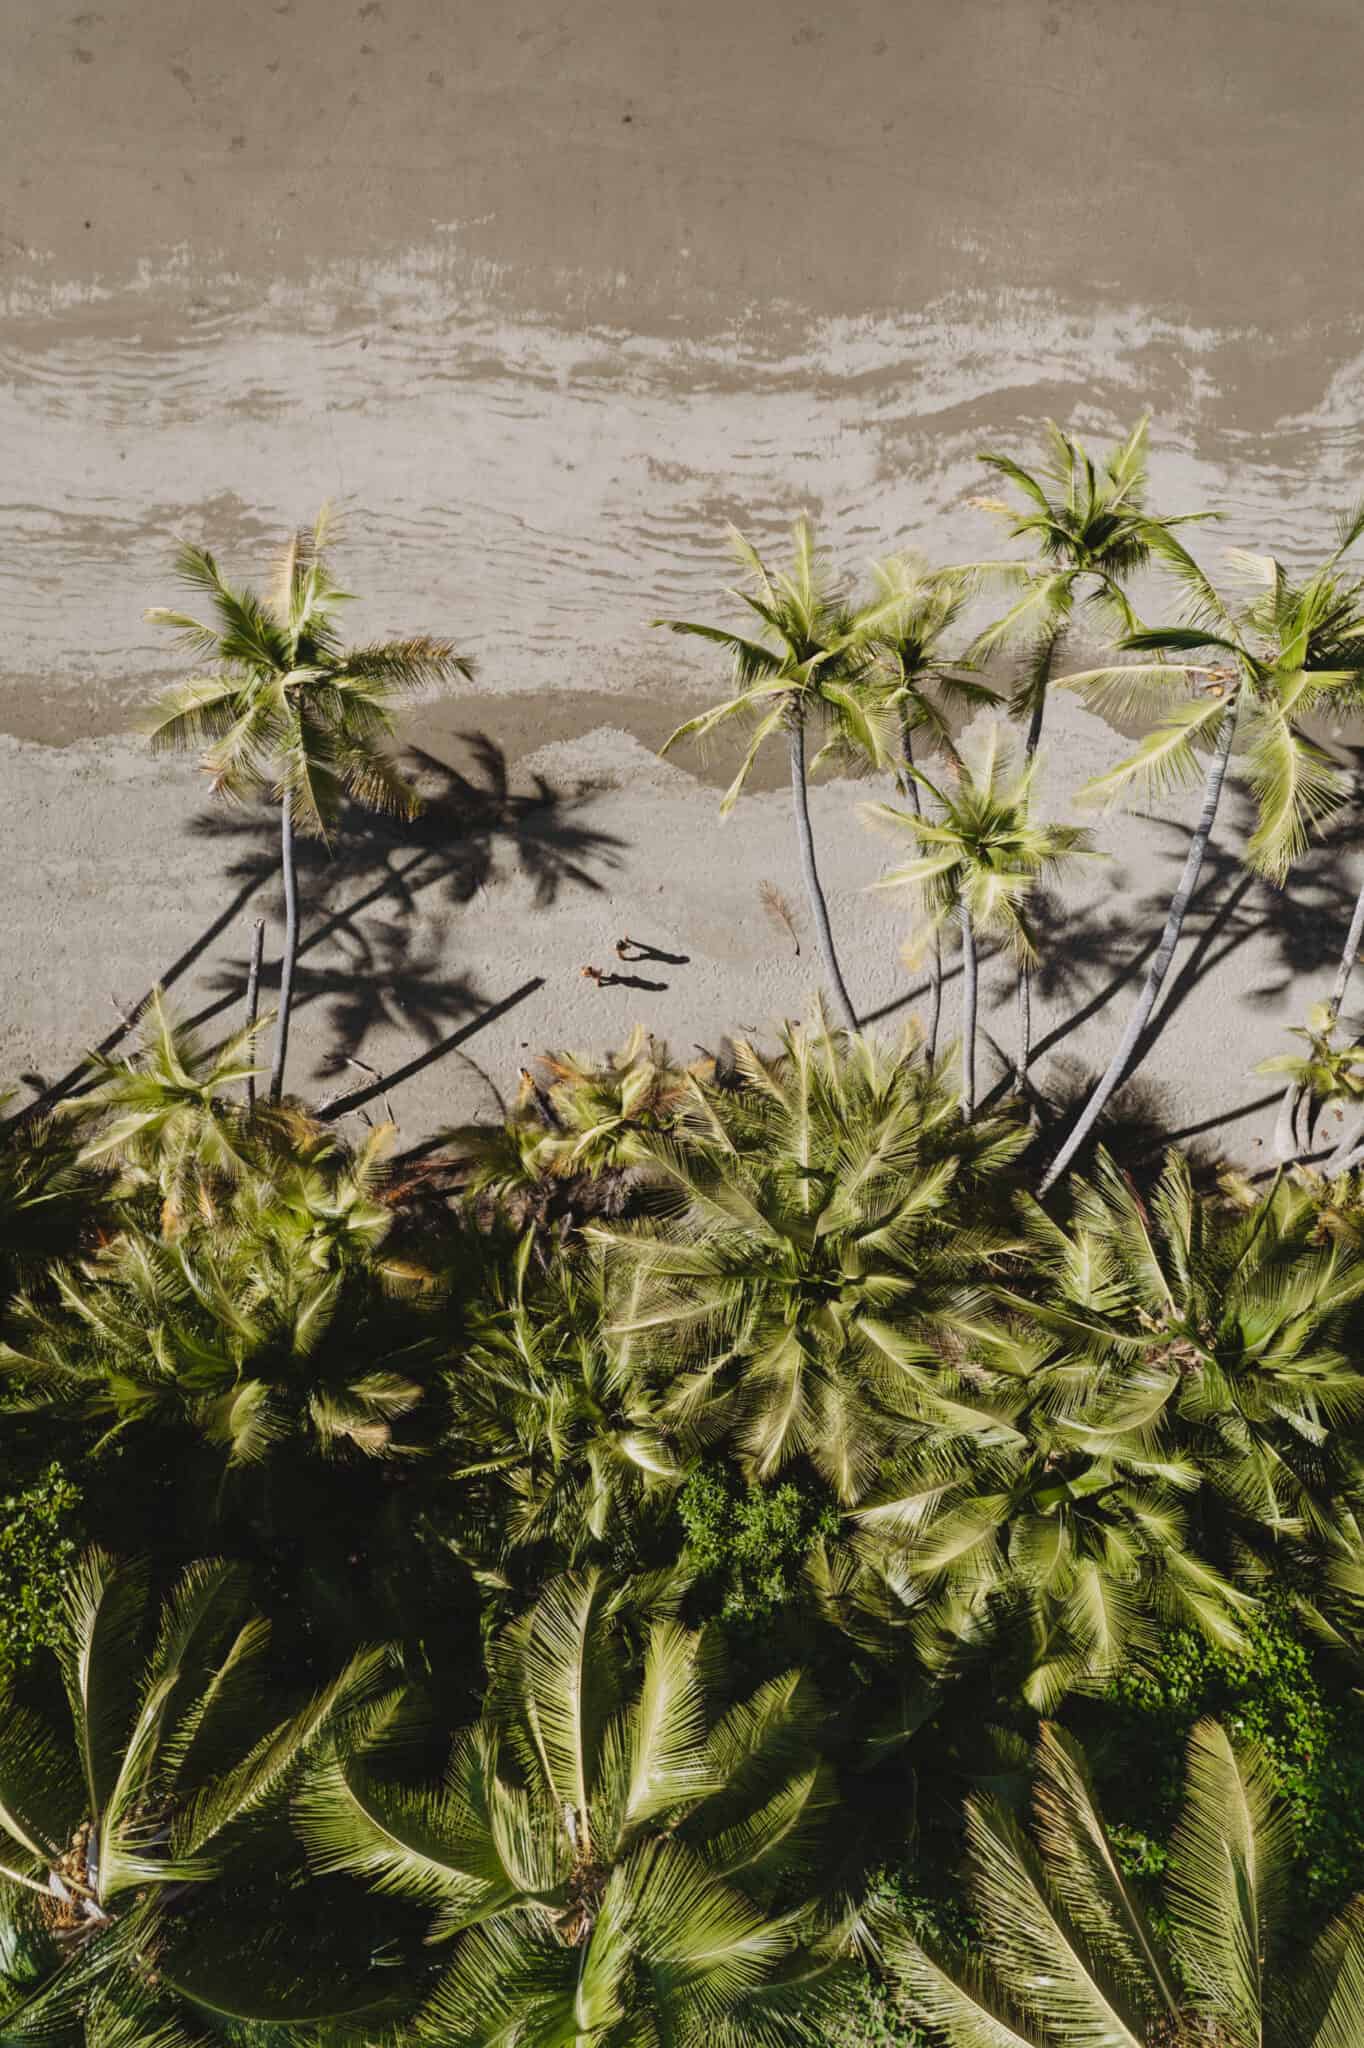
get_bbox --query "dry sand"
[4,0,1364,1162]
[6,698,1363,1170]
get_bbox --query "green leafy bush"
[0,1460,82,1681]
[676,1465,839,1623]
[1091,1598,1364,1917]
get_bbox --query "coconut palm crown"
[0,1129,434,1467]
[1000,1152,1364,1633]
[295,1569,852,2048]
[848,1326,1255,1711]
[589,1012,1028,1506]
[443,1239,683,1572]
[864,724,1100,1112]
[0,1549,388,2036]
[69,990,265,1234]
[968,415,1209,751]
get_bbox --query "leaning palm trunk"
[1016,626,1061,1088]
[787,713,857,1030]
[269,797,300,1102]
[1017,965,1032,1088]
[1327,865,1364,1024]
[1023,672,1049,758]
[1326,1121,1364,1176]
[1273,1084,1304,1164]
[899,713,942,1059]
[959,905,977,1119]
[1038,695,1240,1193]
[244,916,265,1109]
[1309,867,1364,1169]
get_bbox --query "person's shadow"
[615,936,690,966]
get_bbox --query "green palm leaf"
[1165,1719,1291,2043]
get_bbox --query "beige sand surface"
[6,693,1362,1167]
[4,0,1364,1158]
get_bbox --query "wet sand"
[4,0,1364,1156]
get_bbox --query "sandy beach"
[4,0,1364,1162]
[6,693,1363,1171]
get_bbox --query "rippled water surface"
[3,0,1363,743]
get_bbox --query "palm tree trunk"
[244,916,265,1109]
[898,711,942,1059]
[1325,1095,1364,1176]
[1038,696,1240,1194]
[1017,965,1032,1086]
[1283,859,1364,1161]
[1016,625,1060,1086]
[1327,864,1364,1027]
[960,906,977,1120]
[1272,1083,1301,1164]
[1024,688,1048,759]
[269,798,300,1103]
[787,716,858,1031]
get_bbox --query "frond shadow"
[181,733,624,1063]
[16,735,623,1120]
[1026,1055,1266,1190]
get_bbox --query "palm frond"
[1079,692,1235,807]
[1165,1719,1290,2039]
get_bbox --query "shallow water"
[2,0,1364,750]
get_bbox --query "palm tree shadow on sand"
[860,782,1364,1171]
[193,735,627,1077]
[997,786,1364,1172]
[18,735,626,1118]
[1032,793,1364,1055]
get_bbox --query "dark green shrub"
[1088,1598,1364,1916]
[0,1460,82,1681]
[676,1465,840,1624]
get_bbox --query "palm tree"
[525,1028,703,1182]
[1257,1002,1364,1162]
[295,1569,852,2048]
[0,1095,101,1303]
[450,1028,703,1238]
[144,509,471,1102]
[0,1548,390,2036]
[68,990,266,1234]
[1001,1151,1364,1614]
[968,415,1206,755]
[889,1718,1364,2046]
[850,1331,1254,1712]
[968,419,1211,1084]
[589,1011,1027,1506]
[444,1240,683,1570]
[0,1130,435,1466]
[657,520,896,1029]
[1039,517,1364,1193]
[853,555,998,1059]
[230,1114,424,1285]
[864,725,1099,1115]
